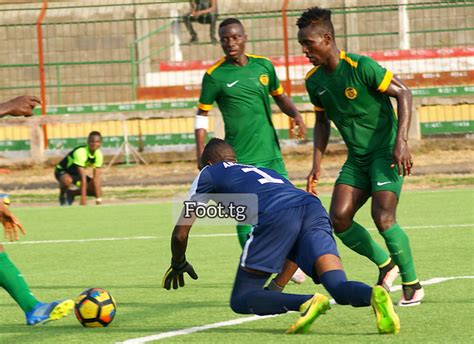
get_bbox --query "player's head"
[296,7,336,66]
[218,18,247,62]
[87,131,102,153]
[200,138,236,169]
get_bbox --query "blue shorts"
[239,200,339,280]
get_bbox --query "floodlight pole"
[36,0,49,149]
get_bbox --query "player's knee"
[330,210,352,232]
[230,293,251,314]
[60,175,73,187]
[372,210,395,231]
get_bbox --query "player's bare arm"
[273,93,307,139]
[93,168,102,204]
[77,167,88,205]
[162,210,199,290]
[0,203,26,242]
[307,110,330,195]
[194,108,209,169]
[384,76,413,176]
[0,96,41,118]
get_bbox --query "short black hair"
[200,138,235,168]
[219,18,243,30]
[88,131,102,139]
[296,7,335,37]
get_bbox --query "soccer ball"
[74,288,117,327]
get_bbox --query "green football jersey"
[305,51,397,162]
[56,145,103,174]
[198,54,284,165]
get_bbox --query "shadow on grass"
[208,326,382,336]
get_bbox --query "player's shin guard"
[236,224,252,249]
[336,221,390,266]
[380,223,418,284]
[230,268,312,315]
[320,270,371,307]
[0,252,39,313]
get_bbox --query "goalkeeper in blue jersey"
[162,138,400,335]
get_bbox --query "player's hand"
[391,139,413,176]
[162,259,198,290]
[0,96,41,117]
[0,205,26,242]
[306,166,321,196]
[293,113,307,139]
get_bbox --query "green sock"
[236,224,252,249]
[336,221,390,266]
[380,223,418,284]
[0,252,39,313]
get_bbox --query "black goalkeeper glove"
[162,258,198,290]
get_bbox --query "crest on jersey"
[345,87,357,99]
[259,74,269,86]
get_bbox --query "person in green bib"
[297,7,423,306]
[194,18,307,283]
[55,131,103,206]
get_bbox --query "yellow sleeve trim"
[377,70,393,93]
[198,103,213,111]
[305,66,320,80]
[270,85,284,96]
[245,53,271,61]
[340,50,358,68]
[314,105,325,112]
[206,57,226,75]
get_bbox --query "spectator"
[183,0,218,44]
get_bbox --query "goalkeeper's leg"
[230,267,313,315]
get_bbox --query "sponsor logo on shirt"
[259,74,269,86]
[226,80,239,88]
[345,87,357,99]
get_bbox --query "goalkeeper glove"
[162,258,198,290]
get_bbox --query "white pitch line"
[0,236,158,245]
[117,275,474,344]
[1,223,473,245]
[0,233,235,245]
[117,314,279,343]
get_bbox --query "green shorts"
[335,151,403,198]
[253,158,289,180]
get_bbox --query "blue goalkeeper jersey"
[188,161,317,214]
